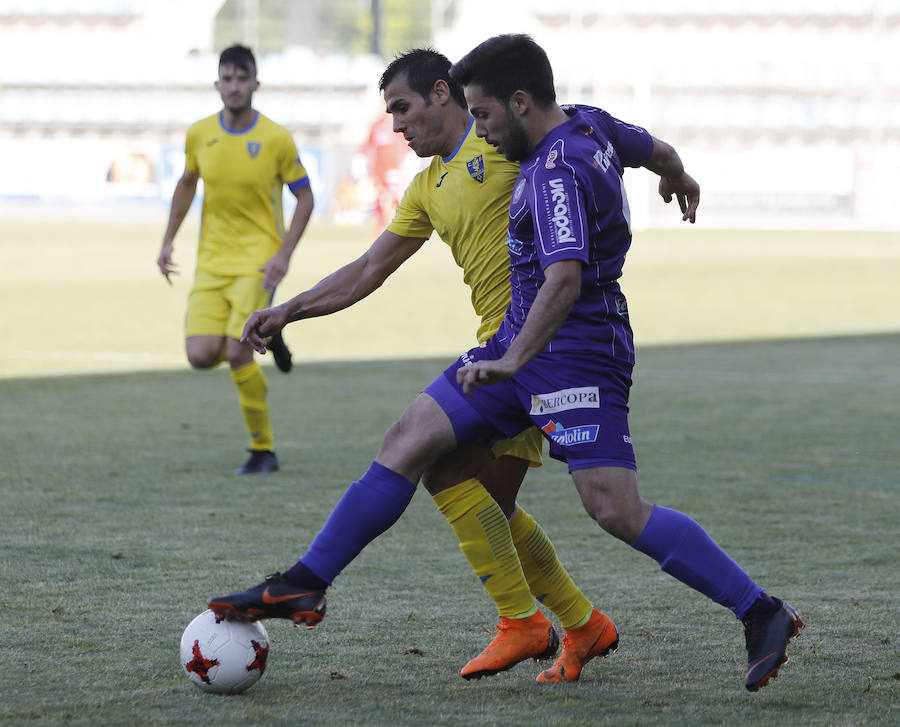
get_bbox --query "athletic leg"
[425,441,610,681]
[184,271,230,369]
[571,465,803,689]
[224,338,276,467]
[571,465,765,613]
[209,391,462,624]
[425,447,538,621]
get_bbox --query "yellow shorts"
[185,270,271,340]
[490,426,543,467]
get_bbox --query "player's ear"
[431,79,451,105]
[510,90,530,117]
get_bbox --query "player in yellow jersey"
[157,44,314,475]
[211,50,617,683]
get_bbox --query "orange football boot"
[460,610,559,680]
[536,608,618,682]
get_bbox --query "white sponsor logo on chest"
[548,178,576,244]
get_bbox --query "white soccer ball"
[179,609,270,694]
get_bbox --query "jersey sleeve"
[601,110,653,168]
[278,131,310,192]
[386,172,434,239]
[530,139,590,268]
[184,124,199,173]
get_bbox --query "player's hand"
[659,172,700,223]
[157,243,178,284]
[456,359,516,397]
[260,251,290,291]
[241,305,289,354]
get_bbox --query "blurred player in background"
[157,44,314,475]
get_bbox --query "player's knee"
[380,416,433,459]
[225,353,249,369]
[421,443,498,498]
[583,492,651,543]
[376,417,429,476]
[575,471,646,542]
[186,350,217,369]
[380,417,408,452]
[478,456,528,518]
[421,465,458,496]
[378,416,454,484]
[185,337,224,369]
[582,497,621,534]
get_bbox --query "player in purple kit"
[210,35,803,691]
[445,34,803,692]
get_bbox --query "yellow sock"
[434,479,536,618]
[509,506,593,629]
[230,361,273,451]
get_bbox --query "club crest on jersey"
[247,142,261,158]
[467,155,485,183]
[512,178,526,204]
[545,149,558,170]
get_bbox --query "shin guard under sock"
[632,505,762,618]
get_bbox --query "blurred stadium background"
[1,0,898,231]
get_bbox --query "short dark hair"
[219,44,257,75]
[450,34,556,108]
[379,48,468,109]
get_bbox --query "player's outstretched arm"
[281,229,427,322]
[158,169,199,283]
[241,229,427,353]
[645,136,700,224]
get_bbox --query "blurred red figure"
[362,113,413,229]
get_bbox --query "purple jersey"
[496,105,653,364]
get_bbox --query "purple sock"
[291,462,416,586]
[632,505,762,619]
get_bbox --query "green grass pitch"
[0,218,898,725]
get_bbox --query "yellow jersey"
[387,120,519,343]
[185,111,310,277]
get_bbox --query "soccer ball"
[179,609,269,694]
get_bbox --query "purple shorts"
[424,337,636,472]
